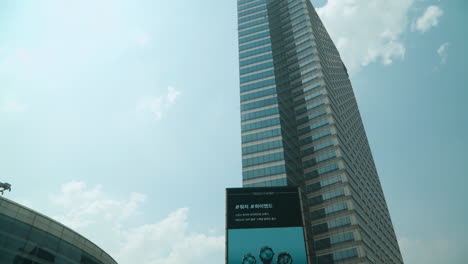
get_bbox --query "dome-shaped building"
[0,196,118,264]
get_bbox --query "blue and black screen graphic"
[226,187,308,264]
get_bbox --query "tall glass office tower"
[237,0,404,263]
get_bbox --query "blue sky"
[1,0,467,263]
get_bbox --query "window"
[327,216,351,229]
[322,188,345,200]
[333,248,358,261]
[315,151,336,163]
[242,117,280,132]
[317,163,339,174]
[242,140,282,154]
[240,78,276,93]
[242,128,281,143]
[243,164,286,179]
[330,232,354,245]
[242,152,284,168]
[241,96,277,111]
[320,175,342,187]
[241,88,276,102]
[241,107,279,121]
[324,202,347,215]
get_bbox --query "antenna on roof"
[0,182,11,195]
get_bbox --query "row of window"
[298,118,328,135]
[240,45,271,60]
[303,80,321,93]
[301,139,333,157]
[292,27,310,41]
[297,109,326,126]
[240,77,275,92]
[242,117,280,132]
[239,11,267,24]
[239,30,270,44]
[318,163,340,175]
[299,129,331,146]
[303,174,341,194]
[308,188,344,206]
[294,37,310,48]
[240,53,272,67]
[297,49,313,60]
[289,10,304,23]
[240,60,273,75]
[241,106,279,122]
[315,151,336,163]
[288,3,303,16]
[302,73,321,85]
[243,164,286,180]
[239,24,269,37]
[311,216,351,235]
[304,150,335,168]
[296,42,313,55]
[238,17,268,30]
[317,248,358,263]
[242,139,282,155]
[291,15,306,28]
[307,109,327,121]
[238,0,266,12]
[238,0,264,7]
[244,177,287,187]
[241,87,276,102]
[331,232,354,244]
[242,151,284,168]
[321,175,342,187]
[315,232,354,251]
[242,128,281,143]
[325,202,348,215]
[240,69,275,83]
[241,96,277,111]
[300,64,318,77]
[239,37,270,52]
[322,188,345,200]
[328,216,351,229]
[238,4,267,18]
[299,57,316,68]
[305,99,324,111]
[310,201,348,220]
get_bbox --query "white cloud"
[167,86,181,104]
[316,0,414,75]
[135,31,150,47]
[50,181,145,229]
[49,181,224,264]
[399,237,463,264]
[136,86,181,120]
[437,42,450,64]
[413,5,444,33]
[1,99,28,113]
[118,208,224,264]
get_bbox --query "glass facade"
[237,0,404,263]
[0,197,117,264]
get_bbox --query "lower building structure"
[0,196,118,264]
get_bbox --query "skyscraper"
[237,0,404,263]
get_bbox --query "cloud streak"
[437,42,450,64]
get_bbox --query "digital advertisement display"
[226,187,309,264]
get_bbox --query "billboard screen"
[226,187,308,264]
